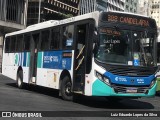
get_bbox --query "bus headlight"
[103,77,110,85]
[96,72,103,80]
[95,71,110,86]
[150,79,156,88]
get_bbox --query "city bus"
[2,11,159,101]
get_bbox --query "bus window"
[10,36,16,52]
[24,34,30,51]
[62,25,74,49]
[16,35,23,52]
[50,28,60,50]
[5,37,10,53]
[40,30,50,51]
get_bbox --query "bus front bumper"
[92,79,157,97]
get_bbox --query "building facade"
[124,0,138,13]
[27,0,80,26]
[150,0,160,27]
[0,0,27,31]
[79,0,125,15]
[138,0,152,16]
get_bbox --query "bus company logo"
[44,56,58,63]
[115,77,118,81]
[115,77,127,82]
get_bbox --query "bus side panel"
[84,58,106,96]
[22,67,30,83]
[84,58,95,96]
[36,68,47,87]
[14,52,30,83]
[2,53,18,80]
[36,50,74,90]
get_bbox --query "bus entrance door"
[29,33,40,84]
[73,24,88,93]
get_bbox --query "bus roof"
[5,11,155,37]
[5,11,100,37]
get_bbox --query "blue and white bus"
[2,11,159,101]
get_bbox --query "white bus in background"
[2,11,159,101]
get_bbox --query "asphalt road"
[0,74,160,120]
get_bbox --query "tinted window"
[5,37,10,53]
[24,34,30,51]
[10,36,16,52]
[50,28,60,50]
[40,30,50,51]
[16,35,23,52]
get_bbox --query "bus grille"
[107,67,156,77]
[112,84,149,94]
[95,60,158,77]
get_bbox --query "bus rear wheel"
[60,76,73,101]
[17,70,24,89]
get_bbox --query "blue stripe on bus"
[43,50,72,70]
[23,52,27,67]
[104,71,154,86]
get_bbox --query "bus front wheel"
[60,76,73,101]
[17,70,24,89]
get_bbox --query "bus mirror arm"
[92,34,99,54]
[93,36,99,47]
[158,65,160,72]
[93,30,99,43]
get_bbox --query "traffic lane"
[0,74,159,111]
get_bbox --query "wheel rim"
[65,82,72,96]
[18,76,21,87]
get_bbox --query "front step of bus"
[29,77,36,84]
[73,74,84,94]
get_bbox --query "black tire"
[60,76,73,101]
[73,93,81,103]
[16,70,24,89]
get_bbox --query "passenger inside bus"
[66,32,73,47]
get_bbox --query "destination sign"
[100,12,156,28]
[100,28,121,36]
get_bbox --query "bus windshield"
[95,27,156,67]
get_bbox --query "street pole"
[38,0,41,23]
[25,0,28,27]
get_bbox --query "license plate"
[126,88,137,93]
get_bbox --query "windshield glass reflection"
[95,27,156,67]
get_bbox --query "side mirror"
[93,31,99,45]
